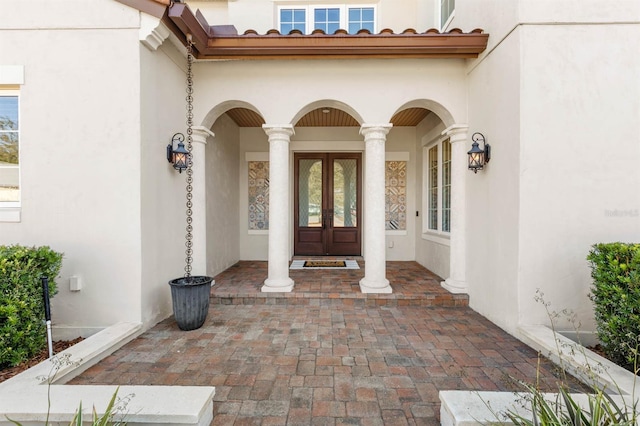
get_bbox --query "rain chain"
[184,35,194,278]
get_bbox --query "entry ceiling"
[225,107,432,127]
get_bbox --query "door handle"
[322,209,327,229]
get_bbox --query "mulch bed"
[0,338,83,384]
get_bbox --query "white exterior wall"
[517,22,640,330]
[139,39,192,328]
[456,0,640,334]
[0,0,145,338]
[196,59,466,135]
[208,114,241,275]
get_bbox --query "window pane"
[333,159,357,227]
[441,0,455,27]
[299,159,323,227]
[248,161,269,230]
[442,140,451,232]
[0,96,18,130]
[294,9,305,21]
[348,7,374,34]
[281,8,305,34]
[280,9,292,22]
[314,8,340,33]
[281,23,292,34]
[428,145,438,230]
[0,95,19,203]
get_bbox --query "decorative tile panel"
[248,161,269,230]
[385,161,407,230]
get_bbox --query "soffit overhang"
[165,3,489,60]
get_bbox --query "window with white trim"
[425,138,451,233]
[278,4,376,35]
[0,91,19,207]
[440,0,455,30]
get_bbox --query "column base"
[262,277,294,293]
[441,278,467,294]
[359,278,393,294]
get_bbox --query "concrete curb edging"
[0,322,215,426]
[439,325,639,426]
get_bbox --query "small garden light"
[167,133,188,173]
[467,132,491,173]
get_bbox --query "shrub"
[587,242,640,372]
[0,245,63,368]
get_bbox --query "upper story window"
[278,5,376,35]
[440,0,455,30]
[280,8,307,34]
[0,91,19,207]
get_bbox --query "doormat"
[290,260,360,270]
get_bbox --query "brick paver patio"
[71,261,585,425]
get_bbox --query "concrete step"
[210,292,469,307]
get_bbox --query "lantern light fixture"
[467,132,491,173]
[167,133,188,173]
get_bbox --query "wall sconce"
[467,132,491,173]
[167,133,188,173]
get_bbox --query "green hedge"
[0,245,63,368]
[587,242,640,372]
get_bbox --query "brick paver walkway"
[71,261,585,425]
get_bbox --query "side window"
[424,138,451,234]
[0,92,19,206]
[440,0,455,29]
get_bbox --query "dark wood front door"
[294,153,361,256]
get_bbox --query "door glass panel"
[299,159,323,227]
[333,159,357,227]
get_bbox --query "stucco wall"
[459,0,640,335]
[139,40,191,328]
[207,114,241,276]
[465,27,522,333]
[517,22,640,330]
[0,0,144,338]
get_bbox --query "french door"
[294,153,361,256]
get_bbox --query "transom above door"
[294,153,361,256]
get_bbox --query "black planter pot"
[168,276,213,331]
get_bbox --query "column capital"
[192,126,215,145]
[442,124,469,144]
[360,123,393,139]
[262,124,295,140]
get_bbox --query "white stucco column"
[441,124,469,294]
[359,123,393,294]
[262,124,295,292]
[191,126,214,276]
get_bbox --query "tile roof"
[166,4,489,60]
